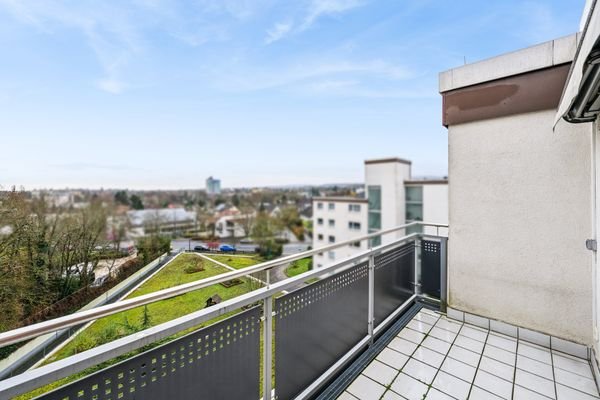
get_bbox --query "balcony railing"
[0,221,447,400]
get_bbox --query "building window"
[368,186,382,237]
[348,221,361,230]
[328,251,335,260]
[317,264,323,268]
[348,204,361,212]
[328,203,335,210]
[317,218,323,225]
[318,234,324,240]
[350,241,361,248]
[317,202,323,209]
[405,186,423,234]
[328,235,335,243]
[369,236,382,247]
[328,219,335,227]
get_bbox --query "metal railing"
[0,221,448,399]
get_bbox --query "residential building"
[312,197,368,268]
[205,176,221,195]
[313,158,448,267]
[214,213,253,239]
[126,208,196,237]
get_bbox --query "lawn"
[18,253,261,399]
[206,254,264,270]
[285,257,312,277]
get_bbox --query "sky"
[0,0,585,190]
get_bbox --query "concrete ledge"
[439,33,577,93]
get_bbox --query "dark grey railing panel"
[35,307,261,400]
[421,240,441,298]
[274,262,369,400]
[373,242,415,326]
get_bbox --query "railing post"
[439,236,448,313]
[368,253,375,343]
[263,295,273,400]
[414,238,422,297]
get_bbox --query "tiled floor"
[339,309,600,400]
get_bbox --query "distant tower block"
[206,176,222,195]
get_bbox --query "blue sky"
[0,0,584,190]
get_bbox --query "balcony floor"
[337,309,600,400]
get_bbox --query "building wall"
[312,199,368,268]
[448,109,593,344]
[422,184,449,235]
[365,161,411,243]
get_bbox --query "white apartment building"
[313,157,448,267]
[312,197,368,268]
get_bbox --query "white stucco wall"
[312,199,368,268]
[365,161,411,242]
[448,109,593,344]
[422,184,449,236]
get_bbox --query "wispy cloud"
[265,21,293,44]
[265,0,367,43]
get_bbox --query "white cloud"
[301,0,365,29]
[96,77,125,94]
[264,0,367,44]
[265,21,293,43]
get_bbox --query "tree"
[130,194,144,210]
[114,191,130,206]
[238,206,256,238]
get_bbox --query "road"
[171,239,310,255]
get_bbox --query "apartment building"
[313,158,448,267]
[312,197,368,268]
[205,176,221,195]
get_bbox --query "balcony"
[0,222,597,400]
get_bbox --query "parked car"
[219,244,236,252]
[193,244,210,252]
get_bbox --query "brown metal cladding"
[442,63,571,126]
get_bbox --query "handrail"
[0,222,447,348]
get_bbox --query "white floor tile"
[474,370,513,400]
[402,357,437,384]
[390,372,429,400]
[514,369,555,399]
[436,318,462,333]
[362,360,398,386]
[388,337,418,356]
[407,319,433,334]
[518,342,552,365]
[346,375,386,400]
[554,368,599,396]
[337,392,359,400]
[412,345,445,368]
[556,384,600,400]
[427,388,456,400]
[398,327,426,344]
[414,312,439,326]
[449,344,482,367]
[461,325,489,342]
[432,371,471,400]
[479,356,515,382]
[422,336,452,355]
[516,354,553,380]
[456,335,485,354]
[381,390,404,400]
[513,385,552,400]
[484,344,516,366]
[376,347,409,370]
[486,333,517,353]
[441,356,477,383]
[430,326,458,343]
[420,308,440,317]
[552,352,594,379]
[469,386,504,399]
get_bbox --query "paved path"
[194,253,268,286]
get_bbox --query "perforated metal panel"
[36,307,261,400]
[373,242,415,326]
[274,262,369,400]
[421,240,441,298]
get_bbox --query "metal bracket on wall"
[586,239,597,251]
